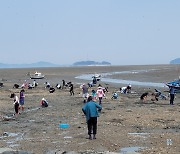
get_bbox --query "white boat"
[92,74,101,81]
[30,72,45,79]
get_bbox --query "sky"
[0,0,180,65]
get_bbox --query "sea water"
[76,69,166,87]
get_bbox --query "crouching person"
[111,91,118,100]
[49,87,55,93]
[40,98,48,107]
[82,96,102,140]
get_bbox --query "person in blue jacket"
[82,96,102,140]
[169,85,175,105]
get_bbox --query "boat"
[166,77,180,93]
[30,72,45,79]
[92,74,101,81]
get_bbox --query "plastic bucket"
[59,123,69,129]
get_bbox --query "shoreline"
[75,69,167,88]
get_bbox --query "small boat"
[92,74,101,81]
[166,78,180,93]
[30,72,45,79]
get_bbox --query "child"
[91,89,97,101]
[19,89,25,111]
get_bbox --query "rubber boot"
[93,134,96,139]
[89,135,92,140]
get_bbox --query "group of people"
[13,80,38,89]
[21,80,38,89]
[10,89,25,116]
[81,83,106,105]
[140,86,176,105]
[80,83,109,140]
[9,77,177,142]
[44,80,74,95]
[10,89,51,116]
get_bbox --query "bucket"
[59,123,69,129]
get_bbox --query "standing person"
[81,84,89,103]
[92,77,97,85]
[62,80,66,89]
[10,93,20,116]
[69,83,74,96]
[96,86,105,105]
[33,80,37,88]
[82,96,102,140]
[19,89,25,111]
[91,89,97,101]
[169,86,175,105]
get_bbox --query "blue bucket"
[59,123,69,129]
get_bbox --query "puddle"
[64,136,72,139]
[0,148,15,153]
[78,141,88,145]
[166,139,173,145]
[1,115,15,121]
[75,70,166,87]
[2,132,20,137]
[1,132,24,148]
[9,144,20,147]
[128,132,150,135]
[28,120,36,122]
[128,132,150,139]
[25,107,40,112]
[120,146,145,154]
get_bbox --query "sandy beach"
[0,64,180,154]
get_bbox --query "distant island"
[73,61,111,66]
[0,60,111,68]
[0,61,60,68]
[170,58,180,64]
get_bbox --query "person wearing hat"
[96,86,105,105]
[41,98,48,107]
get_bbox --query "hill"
[170,58,180,64]
[73,61,111,66]
[0,61,60,68]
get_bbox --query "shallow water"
[120,146,145,154]
[25,107,41,113]
[76,70,166,87]
[1,132,24,148]
[128,132,150,139]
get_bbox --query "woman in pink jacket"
[96,86,105,105]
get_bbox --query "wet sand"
[0,65,180,154]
